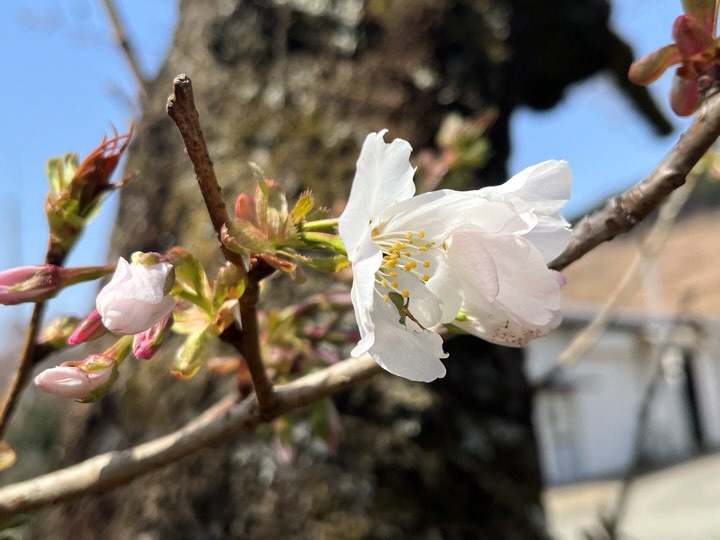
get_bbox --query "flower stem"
[301,218,339,232]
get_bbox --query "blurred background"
[2,1,720,538]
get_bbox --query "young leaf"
[629,44,681,85]
[223,220,274,254]
[171,328,209,379]
[682,0,719,33]
[212,263,246,311]
[165,247,211,301]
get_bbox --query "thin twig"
[0,303,47,438]
[237,280,277,415]
[536,176,697,388]
[167,78,274,409]
[100,0,147,89]
[0,354,381,517]
[550,85,720,271]
[166,74,246,272]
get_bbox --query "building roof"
[561,212,720,318]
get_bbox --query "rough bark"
[30,1,666,538]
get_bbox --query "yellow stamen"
[423,260,430,268]
[391,281,399,288]
[383,294,389,302]
[422,274,430,282]
[401,289,409,297]
[403,261,417,271]
[418,231,425,238]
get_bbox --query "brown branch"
[535,176,696,389]
[237,280,276,415]
[0,303,47,438]
[100,0,147,89]
[550,85,720,272]
[166,74,245,271]
[0,355,381,518]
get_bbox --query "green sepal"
[291,190,315,222]
[77,362,121,404]
[165,247,212,310]
[300,232,347,255]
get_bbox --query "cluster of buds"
[629,0,720,115]
[35,254,177,400]
[44,129,133,262]
[222,164,349,281]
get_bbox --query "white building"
[527,308,720,485]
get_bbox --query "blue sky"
[0,0,691,330]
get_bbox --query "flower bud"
[0,265,60,305]
[34,365,113,400]
[67,309,108,345]
[133,314,173,360]
[96,257,176,335]
[39,315,81,350]
[0,263,115,306]
[234,192,258,224]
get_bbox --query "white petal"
[522,214,572,262]
[348,249,383,355]
[392,272,444,328]
[368,296,447,382]
[380,190,519,240]
[481,160,572,214]
[424,250,463,323]
[339,131,416,259]
[448,227,562,345]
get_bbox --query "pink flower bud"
[0,265,61,305]
[34,365,113,400]
[67,309,108,345]
[96,257,176,335]
[132,314,173,360]
[0,263,115,306]
[234,192,258,224]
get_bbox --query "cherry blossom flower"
[96,257,175,335]
[339,130,571,382]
